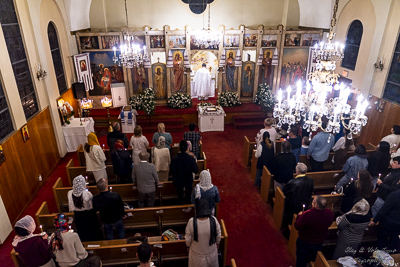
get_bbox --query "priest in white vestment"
[193,63,212,100]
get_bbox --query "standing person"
[269,141,297,190]
[307,123,335,171]
[333,199,371,259]
[152,123,173,150]
[192,170,220,215]
[193,63,212,100]
[151,136,171,182]
[107,122,129,153]
[340,169,374,213]
[255,118,277,149]
[335,144,369,190]
[381,125,400,151]
[12,215,56,267]
[371,156,400,217]
[67,175,102,242]
[130,125,149,164]
[171,140,199,204]
[294,196,334,267]
[184,123,202,159]
[283,163,314,227]
[368,141,391,188]
[287,127,302,162]
[132,151,159,207]
[185,199,221,267]
[136,242,156,267]
[93,179,126,240]
[111,140,132,183]
[84,133,107,182]
[369,189,400,251]
[300,136,310,156]
[254,131,274,188]
[49,214,88,267]
[332,129,355,169]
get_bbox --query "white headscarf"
[194,170,214,199]
[346,198,370,216]
[12,215,37,247]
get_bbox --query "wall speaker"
[72,83,86,99]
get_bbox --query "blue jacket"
[308,132,334,162]
[342,155,368,180]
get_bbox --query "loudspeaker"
[72,83,86,99]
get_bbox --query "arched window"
[0,76,14,141]
[48,22,67,95]
[383,30,400,104]
[0,0,39,119]
[341,20,363,71]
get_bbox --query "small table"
[62,117,95,152]
[198,106,225,132]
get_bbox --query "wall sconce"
[36,63,47,80]
[373,56,384,71]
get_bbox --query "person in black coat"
[254,131,274,188]
[283,162,314,226]
[368,141,391,189]
[270,141,297,190]
[107,122,129,152]
[171,140,199,204]
[111,140,133,183]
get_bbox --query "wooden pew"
[53,177,203,212]
[67,152,207,186]
[260,166,344,204]
[11,220,227,267]
[77,144,182,166]
[243,136,256,167]
[311,252,333,267]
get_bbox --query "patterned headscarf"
[157,136,166,149]
[87,132,100,146]
[114,139,124,150]
[72,175,86,197]
[194,170,214,199]
[12,215,37,246]
[50,214,69,252]
[346,198,370,216]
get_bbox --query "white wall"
[298,0,333,29]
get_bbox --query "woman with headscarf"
[111,140,133,183]
[130,125,149,164]
[185,198,221,267]
[151,136,171,182]
[254,131,275,188]
[152,123,173,149]
[84,133,107,183]
[192,170,220,215]
[332,198,371,259]
[67,175,102,242]
[49,214,88,267]
[368,141,391,189]
[12,215,55,267]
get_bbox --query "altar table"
[198,106,225,132]
[62,117,95,152]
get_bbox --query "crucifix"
[157,57,160,63]
[210,117,215,124]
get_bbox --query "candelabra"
[80,98,93,119]
[101,96,113,132]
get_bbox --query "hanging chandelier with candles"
[273,0,368,138]
[112,0,148,68]
[191,3,219,49]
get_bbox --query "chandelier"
[112,0,148,68]
[273,0,368,138]
[191,3,219,49]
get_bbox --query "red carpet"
[0,125,294,267]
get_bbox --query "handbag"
[162,229,180,241]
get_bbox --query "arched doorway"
[190,51,218,98]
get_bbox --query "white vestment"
[193,67,212,98]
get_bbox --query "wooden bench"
[35,201,219,236]
[53,177,205,212]
[67,152,207,186]
[243,136,256,167]
[260,166,344,203]
[11,219,228,267]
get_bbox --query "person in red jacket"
[294,195,334,267]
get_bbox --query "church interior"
[1,0,400,266]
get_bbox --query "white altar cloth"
[198,106,225,132]
[62,117,95,152]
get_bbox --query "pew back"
[272,187,285,229]
[243,136,256,167]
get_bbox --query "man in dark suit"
[171,140,199,204]
[132,151,159,207]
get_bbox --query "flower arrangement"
[217,92,241,107]
[167,93,193,109]
[59,102,75,125]
[255,83,276,111]
[197,101,213,108]
[129,87,156,115]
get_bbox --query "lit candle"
[302,204,305,212]
[110,186,112,191]
[102,144,105,150]
[379,173,381,180]
[113,46,116,57]
[40,225,43,233]
[277,89,282,109]
[287,86,292,102]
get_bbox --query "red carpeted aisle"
[0,125,294,267]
